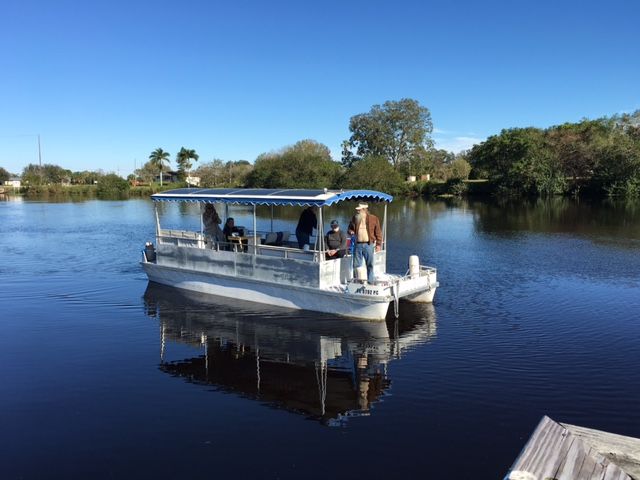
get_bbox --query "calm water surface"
[1,196,639,479]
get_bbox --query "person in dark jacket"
[295,207,317,249]
[325,220,348,260]
[223,217,241,238]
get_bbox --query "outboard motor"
[409,255,420,278]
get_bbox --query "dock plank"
[506,417,636,480]
[575,447,603,479]
[509,416,572,479]
[562,423,640,480]
[555,435,587,480]
[603,462,632,480]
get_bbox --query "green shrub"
[97,174,130,198]
[339,155,405,195]
[445,178,468,196]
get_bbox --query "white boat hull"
[143,263,393,320]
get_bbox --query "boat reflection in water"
[143,284,437,426]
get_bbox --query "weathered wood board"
[505,416,639,480]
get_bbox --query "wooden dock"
[505,416,640,480]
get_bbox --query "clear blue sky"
[1,0,638,176]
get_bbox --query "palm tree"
[148,148,171,186]
[176,147,199,186]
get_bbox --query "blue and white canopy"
[151,188,393,207]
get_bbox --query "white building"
[186,176,201,187]
[4,178,21,188]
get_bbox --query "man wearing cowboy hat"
[348,203,383,283]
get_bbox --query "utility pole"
[37,134,44,185]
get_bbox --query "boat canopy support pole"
[383,203,388,251]
[253,204,257,255]
[200,202,204,240]
[154,203,161,240]
[318,206,324,259]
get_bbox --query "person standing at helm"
[296,206,317,249]
[202,204,223,244]
[348,203,382,283]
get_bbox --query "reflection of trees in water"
[471,197,640,240]
[384,199,451,257]
[143,284,437,425]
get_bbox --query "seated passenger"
[223,217,246,252]
[223,217,242,238]
[325,219,348,260]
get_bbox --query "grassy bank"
[129,183,185,196]
[21,184,98,198]
[17,182,184,199]
[403,179,493,198]
[15,181,493,200]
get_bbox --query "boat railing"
[158,229,204,248]
[251,229,318,249]
[400,265,437,282]
[254,243,320,261]
[157,228,322,262]
[157,229,381,268]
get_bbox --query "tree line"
[137,99,471,195]
[7,164,108,186]
[5,100,639,198]
[467,111,640,197]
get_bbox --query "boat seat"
[264,231,290,246]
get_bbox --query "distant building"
[406,174,431,183]
[4,177,21,188]
[155,170,180,183]
[186,176,201,187]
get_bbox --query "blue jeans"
[354,242,375,283]
[296,230,310,249]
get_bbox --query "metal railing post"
[253,204,257,255]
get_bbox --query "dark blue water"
[1,196,639,479]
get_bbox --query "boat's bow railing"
[156,228,325,262]
[399,266,439,297]
[402,265,437,283]
[252,243,320,261]
[158,229,204,248]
